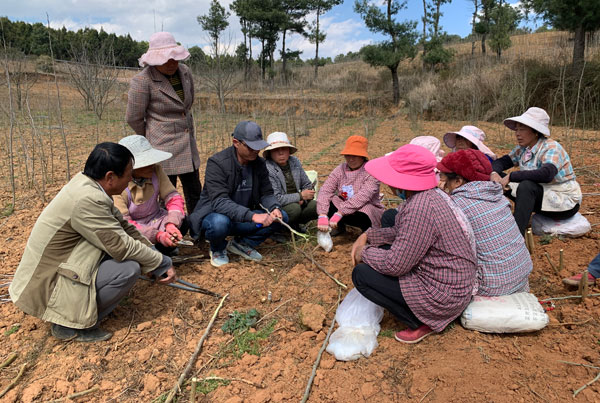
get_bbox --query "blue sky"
[1,0,540,60]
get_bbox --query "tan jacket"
[125,64,200,176]
[9,173,163,329]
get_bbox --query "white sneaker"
[209,249,229,267]
[227,239,262,261]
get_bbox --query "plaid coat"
[361,188,477,332]
[126,64,200,176]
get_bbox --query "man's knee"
[202,213,231,238]
[120,261,141,281]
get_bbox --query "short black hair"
[440,171,467,182]
[83,142,134,180]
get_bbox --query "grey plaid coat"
[265,156,314,206]
[126,63,200,176]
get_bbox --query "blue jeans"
[588,253,600,278]
[201,210,289,252]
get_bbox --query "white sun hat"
[263,131,297,159]
[119,135,172,169]
[503,107,550,137]
[444,125,496,160]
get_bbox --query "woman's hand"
[351,233,368,266]
[317,215,329,232]
[491,172,510,189]
[165,223,182,242]
[329,213,343,229]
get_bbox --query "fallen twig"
[549,318,592,327]
[202,376,264,388]
[301,287,341,403]
[259,203,309,240]
[419,379,438,403]
[164,293,229,403]
[256,298,295,326]
[573,372,600,398]
[539,293,600,302]
[517,380,547,402]
[114,310,135,351]
[0,352,18,369]
[0,362,28,398]
[544,252,559,274]
[45,386,100,402]
[296,247,347,289]
[559,360,600,370]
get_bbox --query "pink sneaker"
[562,272,596,287]
[394,324,433,344]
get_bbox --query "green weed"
[379,329,395,338]
[4,324,20,336]
[222,309,260,334]
[539,234,553,245]
[196,377,231,395]
[1,204,14,218]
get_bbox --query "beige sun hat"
[263,132,297,159]
[503,107,550,137]
[119,135,172,169]
[138,32,190,67]
[444,125,496,160]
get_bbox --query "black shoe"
[51,324,78,341]
[75,327,113,342]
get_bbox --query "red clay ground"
[1,115,600,402]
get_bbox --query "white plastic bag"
[326,288,384,361]
[461,292,549,333]
[531,212,591,238]
[317,230,333,252]
[305,170,319,194]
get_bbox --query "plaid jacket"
[361,188,477,332]
[126,64,200,176]
[451,181,532,296]
[265,156,313,206]
[508,138,575,183]
[317,162,384,228]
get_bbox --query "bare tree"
[66,41,120,120]
[1,49,38,111]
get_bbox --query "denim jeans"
[201,209,289,252]
[587,253,600,278]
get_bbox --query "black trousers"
[327,202,372,232]
[380,208,398,228]
[352,263,423,329]
[508,180,579,235]
[169,170,202,215]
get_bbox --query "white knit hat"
[504,107,550,137]
[119,135,172,169]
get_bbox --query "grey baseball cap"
[232,121,269,150]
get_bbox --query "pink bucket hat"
[443,125,496,160]
[410,136,445,163]
[138,32,190,67]
[504,107,550,137]
[365,144,438,191]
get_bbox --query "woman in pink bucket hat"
[490,107,581,235]
[444,125,496,162]
[350,144,477,343]
[126,32,201,216]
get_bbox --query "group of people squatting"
[8,32,592,344]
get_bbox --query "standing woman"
[491,107,581,235]
[317,136,384,235]
[126,32,201,214]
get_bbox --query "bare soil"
[2,113,600,402]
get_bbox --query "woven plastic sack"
[531,212,591,238]
[326,289,384,361]
[317,230,333,252]
[461,292,548,333]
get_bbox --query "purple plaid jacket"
[361,188,477,332]
[126,64,200,176]
[450,181,531,296]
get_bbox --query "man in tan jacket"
[9,143,177,342]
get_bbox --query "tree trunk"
[260,39,265,80]
[481,32,486,54]
[390,64,400,105]
[572,24,585,69]
[434,0,441,38]
[422,0,428,58]
[471,0,478,55]
[282,29,287,83]
[313,8,321,82]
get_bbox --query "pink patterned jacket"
[317,162,384,228]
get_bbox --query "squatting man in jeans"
[189,121,288,267]
[9,143,177,342]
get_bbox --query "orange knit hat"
[340,135,369,158]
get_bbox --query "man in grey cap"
[189,121,288,267]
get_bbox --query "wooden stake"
[45,386,100,403]
[524,231,531,254]
[190,378,197,403]
[544,252,559,274]
[164,293,229,403]
[559,249,564,271]
[297,247,347,289]
[526,229,535,255]
[579,269,589,302]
